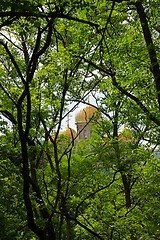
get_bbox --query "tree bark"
[135,1,160,109]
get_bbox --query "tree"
[0,1,104,239]
[0,0,160,239]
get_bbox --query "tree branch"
[0,41,25,84]
[135,1,160,109]
[81,57,160,127]
[0,11,99,28]
[111,73,160,126]
[0,108,17,124]
[75,171,117,217]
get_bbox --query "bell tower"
[75,105,98,140]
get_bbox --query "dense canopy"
[0,1,160,239]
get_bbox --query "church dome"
[61,127,77,139]
[49,128,77,143]
[75,105,98,123]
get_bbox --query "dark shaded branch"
[111,73,160,126]
[0,11,99,28]
[17,105,43,238]
[75,171,117,217]
[0,41,25,84]
[121,173,131,208]
[0,108,17,124]
[21,35,29,65]
[0,15,20,28]
[24,84,31,138]
[65,215,105,240]
[135,1,160,109]
[17,88,27,106]
[59,13,99,28]
[27,19,53,83]
[81,57,160,126]
[125,199,141,217]
[81,56,111,76]
[0,31,23,51]
[0,83,17,106]
[36,19,54,57]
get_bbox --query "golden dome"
[75,105,98,123]
[61,127,77,139]
[49,128,77,143]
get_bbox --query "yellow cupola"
[75,105,98,123]
[60,127,77,140]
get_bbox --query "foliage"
[0,0,160,239]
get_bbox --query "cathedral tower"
[75,105,98,140]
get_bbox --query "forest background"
[0,0,160,239]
